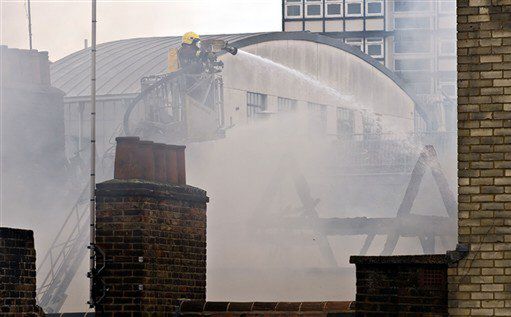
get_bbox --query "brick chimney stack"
[0,227,40,316]
[95,137,208,314]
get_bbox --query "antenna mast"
[88,0,97,309]
[27,0,33,50]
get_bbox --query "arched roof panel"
[51,34,264,98]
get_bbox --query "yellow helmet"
[182,32,200,45]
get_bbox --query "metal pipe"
[89,0,97,309]
[27,0,33,50]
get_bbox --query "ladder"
[36,184,91,313]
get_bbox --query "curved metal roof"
[50,33,264,99]
[51,31,424,118]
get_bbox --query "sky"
[0,0,281,61]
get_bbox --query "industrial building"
[51,32,423,162]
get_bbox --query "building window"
[412,82,433,95]
[325,0,343,17]
[362,112,382,136]
[439,0,456,13]
[366,38,384,58]
[394,34,431,53]
[247,92,267,118]
[439,71,457,83]
[395,41,431,54]
[337,107,354,135]
[278,97,298,112]
[395,58,431,71]
[412,81,433,95]
[395,17,431,30]
[366,0,383,16]
[394,0,430,12]
[345,38,364,52]
[305,0,322,17]
[308,102,326,111]
[285,0,303,19]
[345,0,363,17]
[439,40,456,56]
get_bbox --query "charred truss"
[258,145,457,266]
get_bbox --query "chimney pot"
[165,145,179,184]
[114,138,185,184]
[153,143,167,183]
[137,141,155,182]
[114,137,141,180]
[176,146,186,185]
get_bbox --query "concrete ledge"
[179,301,354,314]
[46,312,95,317]
[350,254,449,265]
[45,302,354,316]
[0,227,33,240]
[96,179,209,203]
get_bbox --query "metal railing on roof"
[334,132,456,174]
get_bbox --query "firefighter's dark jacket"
[178,43,203,67]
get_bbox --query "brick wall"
[0,227,40,316]
[350,255,448,316]
[94,180,208,316]
[451,1,511,316]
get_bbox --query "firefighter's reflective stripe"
[167,48,179,73]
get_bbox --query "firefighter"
[178,31,203,67]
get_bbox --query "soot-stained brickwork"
[0,227,41,316]
[350,255,448,316]
[451,1,511,316]
[95,180,208,316]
